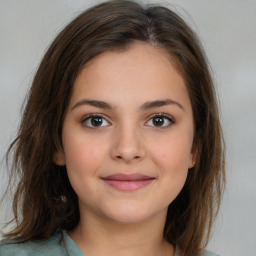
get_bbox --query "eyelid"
[80,112,175,128]
[81,113,111,128]
[145,113,175,128]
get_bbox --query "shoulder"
[201,250,221,256]
[0,232,67,256]
[175,248,221,256]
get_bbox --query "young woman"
[0,1,225,255]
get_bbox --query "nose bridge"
[111,120,145,162]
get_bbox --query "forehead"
[70,42,190,110]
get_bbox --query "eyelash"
[81,113,175,129]
[145,113,175,128]
[81,114,111,128]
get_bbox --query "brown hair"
[2,1,225,255]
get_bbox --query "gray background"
[0,0,256,255]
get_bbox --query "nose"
[110,124,146,163]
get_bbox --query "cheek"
[147,132,192,200]
[66,145,98,171]
[62,135,106,185]
[150,133,193,171]
[63,138,106,203]
[152,140,190,202]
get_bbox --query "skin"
[55,42,196,256]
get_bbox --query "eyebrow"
[71,98,184,111]
[140,99,184,111]
[71,99,113,110]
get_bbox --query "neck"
[68,209,174,256]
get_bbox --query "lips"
[101,173,155,191]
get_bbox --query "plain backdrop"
[0,0,256,255]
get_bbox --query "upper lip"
[101,173,154,181]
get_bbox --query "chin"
[102,203,163,224]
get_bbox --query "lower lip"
[102,179,154,191]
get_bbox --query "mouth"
[101,173,155,191]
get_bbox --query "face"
[55,42,195,224]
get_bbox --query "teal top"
[0,231,220,256]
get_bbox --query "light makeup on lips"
[101,173,155,191]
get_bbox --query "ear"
[188,145,197,169]
[53,149,66,166]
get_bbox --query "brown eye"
[146,114,174,128]
[91,116,103,126]
[82,115,110,128]
[153,116,164,126]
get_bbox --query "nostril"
[115,155,141,160]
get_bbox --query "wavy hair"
[2,1,225,255]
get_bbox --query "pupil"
[91,117,102,126]
[153,117,164,126]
